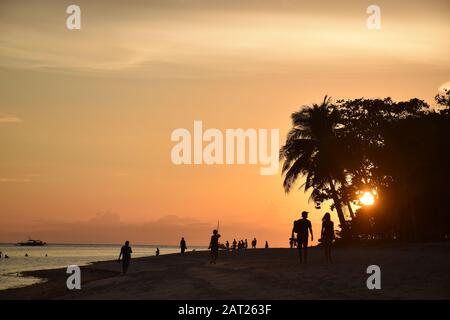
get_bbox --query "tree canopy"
[280,91,450,241]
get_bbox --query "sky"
[0,0,449,246]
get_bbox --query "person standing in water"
[321,212,335,263]
[118,240,133,275]
[180,237,187,254]
[209,229,221,264]
[292,211,313,264]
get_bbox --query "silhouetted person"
[156,248,160,256]
[244,239,248,249]
[292,211,313,263]
[232,239,237,251]
[226,240,230,250]
[209,229,221,264]
[118,240,133,275]
[4,254,9,259]
[0,251,2,258]
[321,212,335,263]
[180,237,187,254]
[252,238,257,248]
[265,241,269,248]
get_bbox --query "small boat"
[17,239,46,246]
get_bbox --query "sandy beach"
[1,241,449,300]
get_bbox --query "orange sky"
[0,0,449,246]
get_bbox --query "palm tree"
[280,96,349,236]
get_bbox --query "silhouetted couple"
[292,211,335,263]
[118,240,133,274]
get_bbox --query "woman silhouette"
[321,212,335,262]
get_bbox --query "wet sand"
[1,242,449,300]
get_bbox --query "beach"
[0,244,191,291]
[1,241,449,300]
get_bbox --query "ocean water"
[0,243,205,291]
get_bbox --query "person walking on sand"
[180,237,187,254]
[156,248,160,256]
[265,241,269,248]
[252,238,257,249]
[292,211,313,264]
[209,229,221,264]
[321,212,335,263]
[118,240,133,275]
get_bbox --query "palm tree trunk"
[328,179,349,238]
[347,202,355,219]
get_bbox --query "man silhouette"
[118,240,133,274]
[292,211,313,263]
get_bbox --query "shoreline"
[1,242,449,300]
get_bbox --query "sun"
[359,192,375,206]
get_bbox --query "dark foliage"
[280,93,450,241]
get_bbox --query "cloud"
[0,1,447,78]
[0,174,41,183]
[0,113,22,123]
[89,211,121,225]
[0,177,31,182]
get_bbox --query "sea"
[0,243,206,291]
